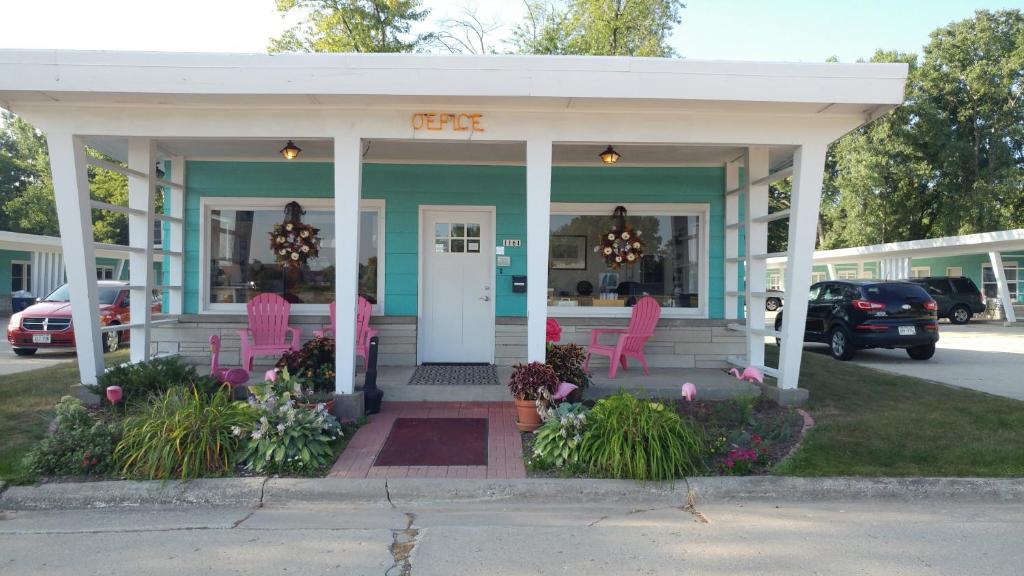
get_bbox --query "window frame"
[981,261,1019,300]
[199,197,386,316]
[945,266,963,277]
[11,260,31,293]
[547,202,710,319]
[911,266,931,279]
[96,265,116,280]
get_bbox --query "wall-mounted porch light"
[155,163,165,179]
[599,145,621,165]
[280,140,302,160]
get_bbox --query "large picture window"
[547,203,708,317]
[202,199,384,314]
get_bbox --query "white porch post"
[744,148,770,369]
[778,142,828,391]
[723,160,741,320]
[48,133,104,386]
[526,138,553,363]
[127,138,156,363]
[826,263,837,280]
[334,136,362,394]
[988,251,1017,324]
[167,156,186,315]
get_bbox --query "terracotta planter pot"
[514,399,542,432]
[297,399,336,414]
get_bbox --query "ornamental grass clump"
[579,391,704,481]
[236,376,343,474]
[115,386,256,480]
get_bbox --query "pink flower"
[265,368,278,382]
[546,319,562,343]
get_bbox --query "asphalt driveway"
[0,316,79,377]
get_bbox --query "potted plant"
[546,343,591,402]
[508,362,559,432]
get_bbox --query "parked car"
[6,281,159,356]
[765,291,784,311]
[907,276,986,324]
[774,280,939,361]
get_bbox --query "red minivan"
[7,281,159,356]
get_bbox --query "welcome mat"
[374,418,488,466]
[408,364,499,386]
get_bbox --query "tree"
[0,111,49,232]
[269,0,433,53]
[432,6,503,54]
[513,0,685,57]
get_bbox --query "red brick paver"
[328,401,526,479]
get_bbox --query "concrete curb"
[3,476,1024,510]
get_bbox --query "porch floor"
[358,365,760,401]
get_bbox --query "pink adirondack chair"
[313,298,379,368]
[237,293,301,371]
[583,296,662,379]
[208,335,250,387]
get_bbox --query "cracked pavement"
[2,497,1024,575]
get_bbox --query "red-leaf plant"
[508,362,559,401]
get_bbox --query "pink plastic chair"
[314,298,379,368]
[237,293,301,371]
[209,334,249,387]
[583,296,662,379]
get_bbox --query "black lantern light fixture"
[280,140,302,160]
[155,163,165,179]
[599,145,621,165]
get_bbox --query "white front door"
[419,207,495,363]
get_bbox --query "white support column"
[334,136,362,395]
[167,156,185,315]
[114,259,126,281]
[49,133,104,386]
[988,251,1017,324]
[744,147,770,368]
[127,138,156,363]
[30,252,42,296]
[778,142,828,392]
[723,161,741,320]
[526,138,553,363]
[826,263,837,280]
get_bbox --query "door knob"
[480,295,491,301]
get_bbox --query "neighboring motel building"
[0,50,908,404]
[0,230,131,314]
[766,229,1024,323]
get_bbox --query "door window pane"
[548,213,700,309]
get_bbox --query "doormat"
[374,418,488,466]
[408,364,499,385]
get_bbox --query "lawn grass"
[0,350,129,480]
[771,345,1024,477]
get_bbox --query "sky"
[1,0,1022,62]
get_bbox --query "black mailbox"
[511,275,527,293]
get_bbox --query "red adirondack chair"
[583,296,661,379]
[314,297,379,368]
[238,293,301,371]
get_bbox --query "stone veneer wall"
[152,315,743,369]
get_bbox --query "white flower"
[301,245,310,253]
[277,423,286,433]
[615,256,623,263]
[279,249,287,255]
[250,429,263,440]
[285,223,294,231]
[621,231,630,240]
[607,233,615,241]
[300,230,309,238]
[603,247,613,255]
[231,426,242,436]
[291,252,300,260]
[573,434,582,443]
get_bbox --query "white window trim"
[11,260,31,292]
[911,266,931,278]
[199,197,386,315]
[547,202,710,319]
[982,261,1019,299]
[945,266,963,277]
[96,265,116,280]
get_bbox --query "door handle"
[480,295,491,302]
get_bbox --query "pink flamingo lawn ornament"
[209,335,251,388]
[681,382,697,402]
[551,382,578,402]
[105,385,123,405]
[728,367,765,385]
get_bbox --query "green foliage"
[531,402,589,470]
[22,397,120,479]
[269,0,433,53]
[508,362,560,401]
[90,356,221,406]
[275,337,336,394]
[236,379,343,474]
[115,386,256,480]
[546,343,590,391]
[513,0,684,57]
[580,392,703,481]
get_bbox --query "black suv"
[907,276,986,324]
[774,280,939,361]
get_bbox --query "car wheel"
[906,343,936,360]
[103,327,120,353]
[765,298,781,312]
[949,305,971,325]
[13,347,37,356]
[829,326,856,361]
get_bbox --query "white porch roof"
[766,229,1024,266]
[0,230,130,260]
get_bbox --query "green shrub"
[90,356,221,406]
[580,392,704,481]
[235,380,343,475]
[22,396,120,478]
[546,344,591,392]
[531,403,589,470]
[115,386,256,480]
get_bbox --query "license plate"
[898,326,916,336]
[32,333,52,344]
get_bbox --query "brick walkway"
[328,401,527,479]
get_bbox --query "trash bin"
[11,290,35,313]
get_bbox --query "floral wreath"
[270,201,321,268]
[595,206,644,270]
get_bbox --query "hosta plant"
[580,392,704,481]
[236,378,343,474]
[531,402,589,470]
